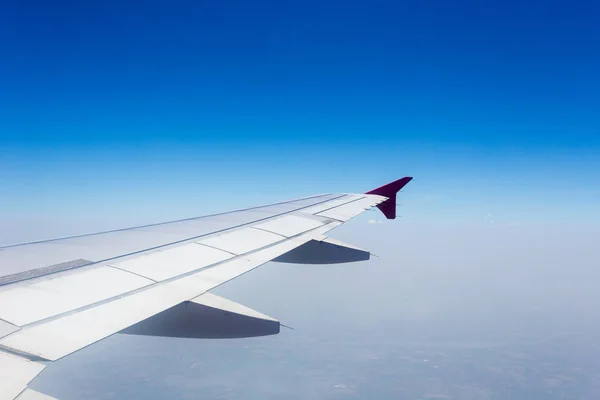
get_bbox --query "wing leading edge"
[0,177,412,400]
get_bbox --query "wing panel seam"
[313,196,367,215]
[106,265,159,284]
[193,242,238,256]
[249,226,288,238]
[0,195,347,287]
[8,221,339,330]
[0,194,339,250]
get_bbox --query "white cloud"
[368,219,384,225]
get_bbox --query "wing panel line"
[0,194,340,250]
[192,242,238,257]
[9,221,342,331]
[0,194,348,287]
[313,196,367,216]
[248,226,288,238]
[106,265,159,284]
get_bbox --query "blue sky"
[1,0,599,231]
[2,3,600,398]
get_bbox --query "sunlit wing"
[0,177,412,400]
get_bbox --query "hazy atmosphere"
[2,0,600,399]
[4,207,600,399]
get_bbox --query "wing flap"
[0,266,154,327]
[0,321,18,340]
[0,351,45,400]
[316,196,383,221]
[253,215,325,237]
[0,231,324,361]
[0,276,204,361]
[299,195,364,215]
[198,227,283,255]
[108,243,233,282]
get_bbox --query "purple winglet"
[365,177,413,219]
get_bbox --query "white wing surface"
[0,177,412,399]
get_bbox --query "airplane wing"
[0,177,412,400]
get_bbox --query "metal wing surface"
[0,177,412,400]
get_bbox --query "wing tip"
[365,176,413,196]
[365,177,413,219]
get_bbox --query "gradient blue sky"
[1,0,599,233]
[2,3,600,398]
